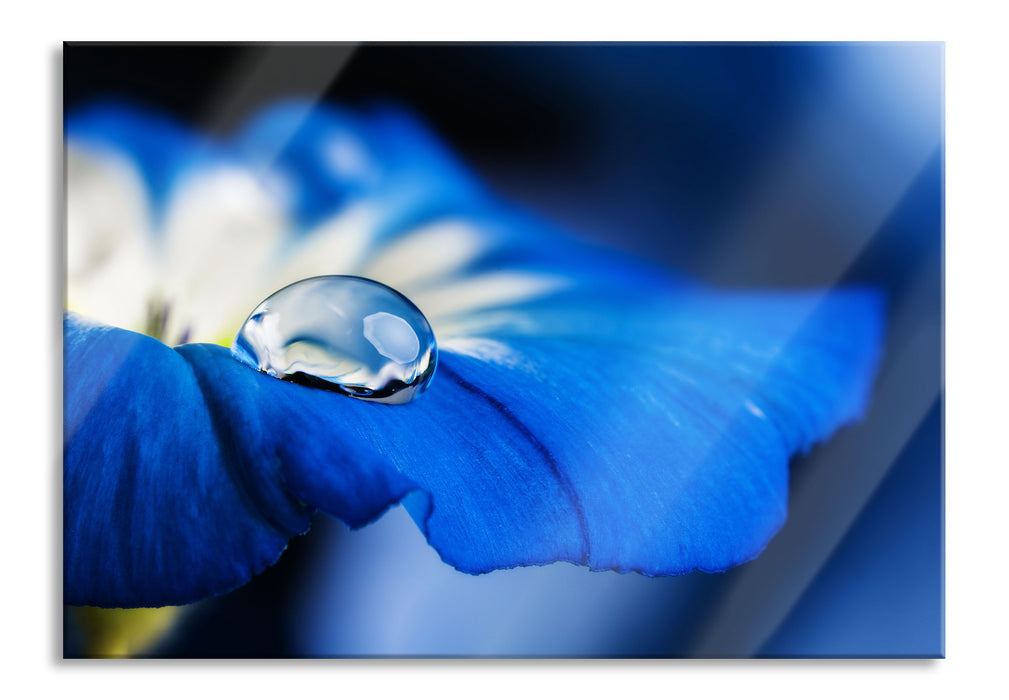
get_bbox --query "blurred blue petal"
[234,101,487,232]
[64,100,885,608]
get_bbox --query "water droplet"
[231,276,437,404]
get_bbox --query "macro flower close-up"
[62,43,943,658]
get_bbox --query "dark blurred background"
[63,42,943,657]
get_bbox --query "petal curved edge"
[65,313,313,607]
[179,345,585,570]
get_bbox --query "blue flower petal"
[423,287,884,575]
[100,285,881,586]
[63,313,413,607]
[173,343,419,531]
[64,280,882,605]
[233,100,488,232]
[174,344,585,570]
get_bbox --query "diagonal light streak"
[683,48,943,657]
[689,170,943,657]
[198,43,359,145]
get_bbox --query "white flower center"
[66,138,573,350]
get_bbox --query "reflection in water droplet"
[231,276,437,404]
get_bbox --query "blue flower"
[64,100,884,609]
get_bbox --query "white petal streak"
[158,165,288,343]
[413,272,571,323]
[361,219,489,291]
[65,144,157,332]
[266,205,376,291]
[440,337,531,371]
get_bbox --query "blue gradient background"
[63,42,943,657]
